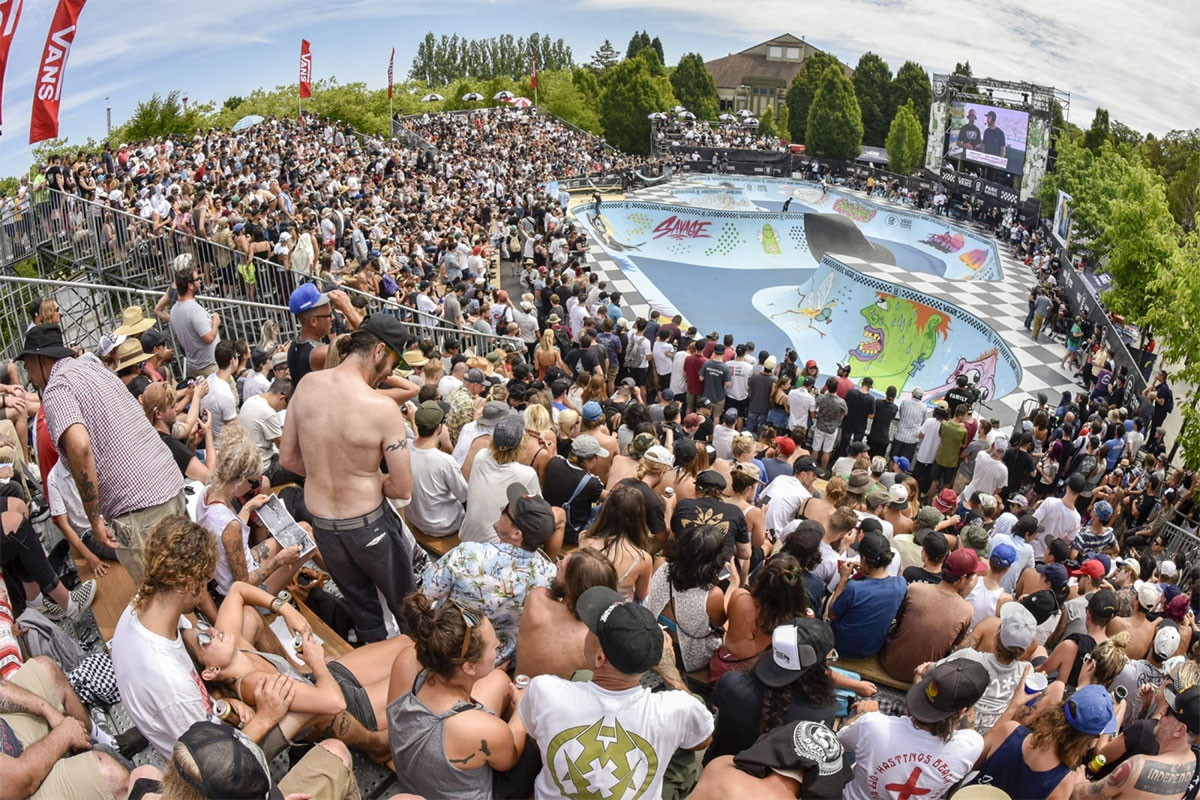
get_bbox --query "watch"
[270,590,291,613]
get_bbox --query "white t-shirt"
[669,352,689,395]
[195,488,254,594]
[915,417,942,464]
[237,393,283,473]
[837,712,983,800]
[47,459,90,533]
[1032,497,1081,559]
[407,443,469,536]
[201,373,238,439]
[112,607,215,757]
[242,370,271,401]
[438,375,463,399]
[726,359,750,401]
[763,474,812,533]
[458,450,539,544]
[963,451,1008,498]
[651,340,675,375]
[520,676,712,800]
[787,388,815,430]
[935,649,1028,734]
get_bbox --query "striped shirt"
[894,398,929,444]
[42,356,183,520]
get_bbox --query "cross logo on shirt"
[884,767,931,800]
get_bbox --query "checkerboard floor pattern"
[576,181,1081,429]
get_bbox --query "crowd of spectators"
[0,105,1197,800]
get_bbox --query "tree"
[890,61,932,137]
[777,104,791,143]
[806,64,863,161]
[591,40,620,71]
[626,31,651,60]
[758,106,777,139]
[784,51,841,143]
[1082,108,1110,154]
[951,61,978,94]
[884,100,925,174]
[531,68,602,134]
[117,91,208,142]
[1166,153,1200,231]
[600,54,676,154]
[670,53,719,119]
[223,95,244,111]
[852,52,893,146]
[650,36,665,65]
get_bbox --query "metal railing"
[0,190,521,353]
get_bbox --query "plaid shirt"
[894,398,929,444]
[42,356,183,520]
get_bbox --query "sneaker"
[41,601,66,622]
[66,580,98,622]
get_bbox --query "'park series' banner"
[29,0,85,144]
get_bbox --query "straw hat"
[114,306,155,336]
[115,337,152,371]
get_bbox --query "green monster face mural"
[848,295,948,391]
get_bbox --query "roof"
[705,34,852,89]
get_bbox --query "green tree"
[784,51,841,143]
[669,53,719,120]
[852,52,892,146]
[590,40,620,71]
[530,68,603,134]
[777,104,791,143]
[626,31,651,59]
[890,61,931,137]
[572,66,603,108]
[1082,108,1110,154]
[884,100,925,174]
[1166,153,1200,231]
[806,64,863,161]
[600,54,676,154]
[117,91,209,141]
[758,106,777,139]
[1109,119,1144,149]
[951,61,977,93]
[650,36,665,65]
[223,95,244,111]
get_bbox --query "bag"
[707,644,758,683]
[624,335,645,370]
[301,586,356,642]
[507,235,520,255]
[68,653,121,707]
[559,459,599,541]
[766,407,790,431]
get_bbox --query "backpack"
[558,458,600,539]
[624,335,645,370]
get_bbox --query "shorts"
[111,492,187,586]
[327,661,377,730]
[936,464,958,486]
[812,427,837,453]
[277,740,355,800]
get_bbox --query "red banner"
[0,0,25,128]
[387,48,394,100]
[299,39,312,99]
[28,0,85,144]
[530,46,537,90]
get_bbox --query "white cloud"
[579,0,1200,134]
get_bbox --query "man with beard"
[280,315,414,643]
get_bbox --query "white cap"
[1153,625,1181,660]
[998,602,1037,650]
[1158,561,1178,580]
[643,445,674,467]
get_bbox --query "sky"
[0,0,1196,178]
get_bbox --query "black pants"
[265,454,305,488]
[0,498,59,595]
[310,503,415,643]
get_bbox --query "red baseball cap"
[1069,559,1105,580]
[933,488,959,514]
[944,548,988,578]
[805,359,818,369]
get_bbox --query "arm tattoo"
[385,438,408,452]
[479,739,491,757]
[78,472,101,522]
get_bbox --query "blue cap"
[989,543,1018,568]
[1065,685,1118,735]
[232,221,245,233]
[894,456,911,473]
[582,401,604,422]
[289,283,330,315]
[1036,562,1069,589]
[1092,500,1114,523]
[1087,553,1113,576]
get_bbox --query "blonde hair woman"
[194,424,306,596]
[534,327,567,380]
[520,403,557,484]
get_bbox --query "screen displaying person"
[956,108,981,151]
[982,110,1007,158]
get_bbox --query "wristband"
[270,590,291,613]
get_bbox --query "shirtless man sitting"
[280,316,414,643]
[514,549,617,679]
[1107,582,1163,660]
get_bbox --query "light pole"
[105,97,111,135]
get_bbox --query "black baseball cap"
[576,586,663,674]
[793,456,817,474]
[906,658,989,723]
[173,721,283,800]
[696,470,727,490]
[1164,684,1200,734]
[732,720,851,795]
[505,483,555,546]
[1020,588,1060,624]
[141,328,168,353]
[361,314,409,355]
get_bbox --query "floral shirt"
[422,541,555,663]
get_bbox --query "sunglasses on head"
[446,599,478,659]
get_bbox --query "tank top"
[647,564,721,672]
[1063,632,1097,688]
[966,580,1004,629]
[386,670,494,800]
[288,339,317,385]
[974,726,1070,798]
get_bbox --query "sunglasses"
[448,599,478,659]
[503,504,519,529]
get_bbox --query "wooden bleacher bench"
[402,512,461,559]
[293,596,353,659]
[834,654,913,692]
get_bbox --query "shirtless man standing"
[280,316,413,643]
[1107,582,1163,660]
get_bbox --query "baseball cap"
[504,483,555,545]
[732,720,851,795]
[893,456,911,473]
[723,407,738,422]
[173,721,283,800]
[774,436,795,457]
[413,400,446,429]
[673,437,698,465]
[1036,562,1069,590]
[1117,557,1141,578]
[581,401,604,422]
[991,437,1009,454]
[360,314,409,355]
[793,456,817,474]
[493,415,526,449]
[1153,624,1181,660]
[1009,493,1029,509]
[1163,684,1200,734]
[915,506,944,529]
[1064,685,1118,736]
[888,484,910,509]
[1015,515,1044,535]
[288,282,330,315]
[1165,594,1191,623]
[140,328,167,353]
[576,586,663,674]
[962,525,990,554]
[1087,589,1119,621]
[571,434,609,459]
[755,619,836,688]
[1069,559,1106,581]
[1067,473,1087,493]
[1136,581,1163,611]
[696,470,727,491]
[271,352,288,368]
[864,487,891,509]
[944,548,988,579]
[1019,589,1060,625]
[856,529,891,564]
[933,488,958,514]
[479,401,510,426]
[846,470,872,495]
[998,601,1037,649]
[989,542,1018,569]
[683,412,703,427]
[1092,500,1114,523]
[465,367,486,385]
[643,445,674,467]
[805,359,818,369]
[1159,560,1179,580]
[907,658,989,723]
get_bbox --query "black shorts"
[327,660,376,730]
[937,464,958,486]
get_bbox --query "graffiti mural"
[847,295,950,392]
